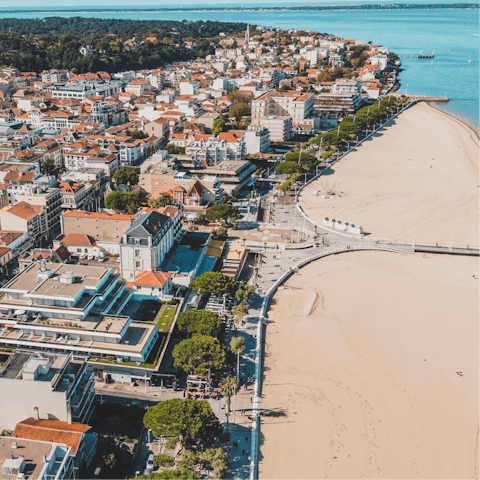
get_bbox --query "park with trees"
[137,398,231,478]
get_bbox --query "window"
[135,261,141,269]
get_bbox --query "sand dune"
[300,103,479,247]
[259,251,479,479]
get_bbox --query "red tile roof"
[58,233,96,246]
[13,418,91,455]
[62,211,134,220]
[7,201,42,220]
[132,270,172,287]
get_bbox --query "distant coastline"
[1,3,479,14]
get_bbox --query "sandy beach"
[300,103,479,247]
[258,251,479,479]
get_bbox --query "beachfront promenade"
[243,99,479,479]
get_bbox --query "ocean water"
[0,6,478,126]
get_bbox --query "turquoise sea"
[0,5,478,126]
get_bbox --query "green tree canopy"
[201,448,231,479]
[163,144,186,155]
[177,309,222,336]
[233,302,249,320]
[148,192,172,208]
[143,399,222,449]
[42,157,56,175]
[113,166,140,185]
[230,336,245,356]
[275,161,301,175]
[220,376,237,416]
[212,118,226,136]
[172,335,226,375]
[134,468,199,479]
[105,191,140,214]
[228,102,251,121]
[235,284,255,304]
[205,204,242,225]
[227,90,254,103]
[153,454,175,468]
[189,271,236,297]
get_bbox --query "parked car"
[80,254,86,259]
[87,254,94,260]
[144,454,155,475]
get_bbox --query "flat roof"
[0,437,59,479]
[3,263,111,300]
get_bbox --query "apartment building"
[6,184,62,240]
[0,436,75,480]
[149,168,225,214]
[251,91,314,125]
[260,116,293,142]
[314,78,363,115]
[0,352,95,430]
[243,125,271,154]
[41,69,70,83]
[61,211,135,255]
[12,417,97,472]
[0,202,48,246]
[0,262,159,362]
[48,80,122,100]
[185,133,246,164]
[119,210,175,280]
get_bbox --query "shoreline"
[427,101,480,138]
[300,101,479,247]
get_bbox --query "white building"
[0,352,95,430]
[0,262,159,362]
[260,116,293,142]
[120,210,175,280]
[243,125,271,154]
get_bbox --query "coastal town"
[0,17,477,480]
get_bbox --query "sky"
[0,0,445,8]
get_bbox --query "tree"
[233,302,249,321]
[275,161,301,175]
[200,448,231,479]
[105,191,140,214]
[143,398,222,449]
[214,226,227,239]
[42,157,56,175]
[172,335,226,375]
[212,118,225,136]
[205,204,242,225]
[228,102,250,121]
[153,454,175,468]
[194,212,206,225]
[163,144,186,155]
[235,284,255,304]
[220,376,237,419]
[230,336,245,383]
[134,468,199,479]
[149,193,171,208]
[227,90,254,103]
[189,272,236,297]
[112,166,140,185]
[176,309,222,336]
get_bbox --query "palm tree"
[220,376,238,427]
[230,337,245,384]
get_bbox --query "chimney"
[43,455,47,463]
[33,407,39,420]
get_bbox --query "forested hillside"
[0,18,248,73]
